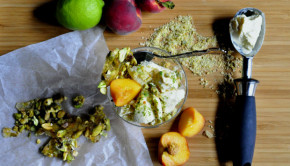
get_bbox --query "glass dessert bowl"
[108,47,188,128]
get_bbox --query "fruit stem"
[156,0,175,9]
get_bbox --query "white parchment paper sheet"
[0,26,153,166]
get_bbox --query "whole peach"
[104,0,142,35]
[137,0,175,13]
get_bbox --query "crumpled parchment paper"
[0,26,153,166]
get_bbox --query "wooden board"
[1,0,290,165]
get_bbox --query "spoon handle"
[234,96,256,166]
[234,78,259,166]
[155,48,226,59]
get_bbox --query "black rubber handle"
[234,96,256,166]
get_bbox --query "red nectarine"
[104,0,142,35]
[137,0,175,13]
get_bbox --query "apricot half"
[110,79,142,107]
[178,107,205,137]
[158,132,190,166]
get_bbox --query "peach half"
[110,79,141,107]
[178,107,205,137]
[158,132,190,166]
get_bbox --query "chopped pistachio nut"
[2,94,110,163]
[100,87,107,95]
[97,81,106,89]
[72,130,83,139]
[91,124,103,137]
[203,130,214,139]
[32,116,38,126]
[164,114,172,121]
[42,123,53,130]
[72,150,78,157]
[2,128,18,137]
[43,98,53,106]
[57,110,66,119]
[57,130,67,138]
[12,126,18,132]
[98,47,138,94]
[72,95,85,108]
[118,47,130,62]
[13,113,21,120]
[54,95,67,104]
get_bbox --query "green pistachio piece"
[59,144,68,152]
[28,109,34,117]
[57,130,67,138]
[38,116,45,125]
[100,87,107,95]
[2,128,12,137]
[53,95,67,104]
[57,110,66,119]
[35,101,41,110]
[19,117,28,124]
[32,116,39,126]
[72,150,78,157]
[19,125,25,132]
[104,119,111,131]
[66,153,74,163]
[118,48,130,62]
[84,128,90,138]
[91,124,103,137]
[72,130,83,139]
[63,152,68,161]
[42,123,53,130]
[44,112,50,121]
[97,81,106,88]
[43,98,53,106]
[53,105,62,112]
[36,139,41,144]
[12,126,19,132]
[71,139,77,148]
[30,126,36,132]
[72,95,85,109]
[13,113,22,120]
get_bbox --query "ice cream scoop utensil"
[229,7,265,166]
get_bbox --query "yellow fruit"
[110,79,142,107]
[178,107,205,137]
[158,132,190,166]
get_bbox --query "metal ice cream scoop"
[229,7,266,166]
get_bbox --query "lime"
[56,0,104,30]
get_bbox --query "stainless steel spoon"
[229,7,266,166]
[132,47,227,64]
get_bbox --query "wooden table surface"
[1,0,290,165]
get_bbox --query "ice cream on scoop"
[230,13,262,55]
